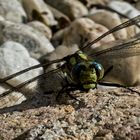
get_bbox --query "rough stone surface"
[0,87,139,140]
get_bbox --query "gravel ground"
[0,86,140,140]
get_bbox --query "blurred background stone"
[28,21,52,40]
[44,0,88,20]
[22,0,57,26]
[0,0,27,23]
[108,1,140,18]
[0,20,54,59]
[0,41,43,108]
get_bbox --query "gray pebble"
[0,20,54,59]
[0,0,27,23]
[108,1,140,18]
[45,0,88,20]
[22,0,57,26]
[28,21,52,40]
[0,41,43,94]
[53,18,115,51]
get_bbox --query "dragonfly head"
[72,61,104,89]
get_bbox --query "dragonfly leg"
[98,82,140,95]
[56,84,80,101]
[56,85,67,100]
[56,71,80,101]
[103,65,113,79]
[66,87,80,101]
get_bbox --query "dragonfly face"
[63,51,104,90]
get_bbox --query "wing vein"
[0,67,62,98]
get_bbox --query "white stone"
[88,10,128,40]
[23,0,57,26]
[108,1,140,18]
[0,41,43,91]
[0,16,4,21]
[0,0,27,23]
[45,0,88,20]
[28,21,52,40]
[0,20,54,59]
[61,18,115,51]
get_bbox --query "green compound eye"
[90,61,104,80]
[71,63,86,79]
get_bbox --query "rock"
[0,41,43,108]
[44,0,88,20]
[52,18,115,51]
[0,86,26,109]
[135,1,140,11]
[0,0,27,23]
[22,0,57,26]
[28,21,52,40]
[0,41,43,86]
[0,20,54,59]
[4,88,140,140]
[79,0,109,7]
[51,28,68,47]
[0,15,4,21]
[88,10,128,40]
[108,1,140,18]
[47,4,71,29]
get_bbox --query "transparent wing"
[0,58,64,83]
[2,15,140,84]
[0,58,64,99]
[89,36,140,58]
[1,16,140,99]
[0,67,62,98]
[81,15,140,50]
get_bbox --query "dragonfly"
[0,15,140,102]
